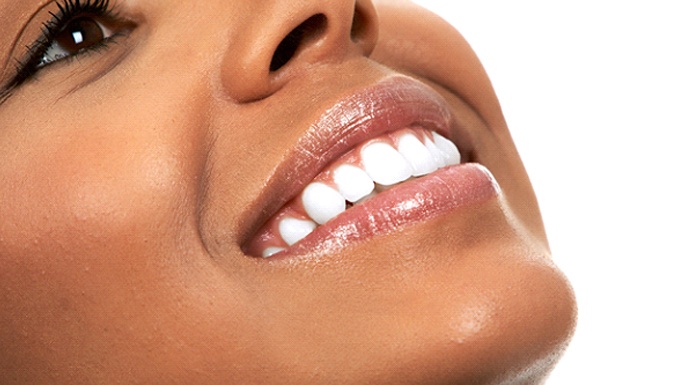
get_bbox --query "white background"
[413,1,684,383]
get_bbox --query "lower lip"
[260,163,500,259]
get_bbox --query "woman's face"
[0,0,575,383]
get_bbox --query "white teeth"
[302,182,346,225]
[361,142,413,186]
[278,217,317,246]
[333,164,375,203]
[262,247,286,258]
[397,133,438,176]
[266,130,461,256]
[432,132,461,166]
[423,137,448,168]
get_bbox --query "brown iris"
[53,17,106,54]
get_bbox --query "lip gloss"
[246,163,499,258]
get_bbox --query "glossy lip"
[253,163,500,259]
[238,75,478,252]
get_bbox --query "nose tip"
[220,0,379,103]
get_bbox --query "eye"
[39,16,116,68]
[0,0,135,103]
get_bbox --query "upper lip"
[238,75,473,247]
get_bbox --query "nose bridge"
[220,0,378,103]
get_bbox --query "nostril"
[270,14,327,72]
[350,6,367,43]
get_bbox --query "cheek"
[1,132,177,251]
[0,106,206,300]
[0,107,221,376]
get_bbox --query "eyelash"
[6,0,125,92]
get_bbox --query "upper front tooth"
[424,137,448,168]
[333,164,375,203]
[302,182,346,225]
[278,217,317,246]
[397,133,438,176]
[361,142,413,186]
[432,132,461,165]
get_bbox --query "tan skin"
[0,0,576,384]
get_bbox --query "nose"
[220,0,379,102]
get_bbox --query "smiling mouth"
[245,126,462,258]
[240,76,498,259]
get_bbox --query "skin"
[0,0,576,384]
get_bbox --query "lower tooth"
[278,217,317,246]
[262,247,286,258]
[374,183,394,193]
